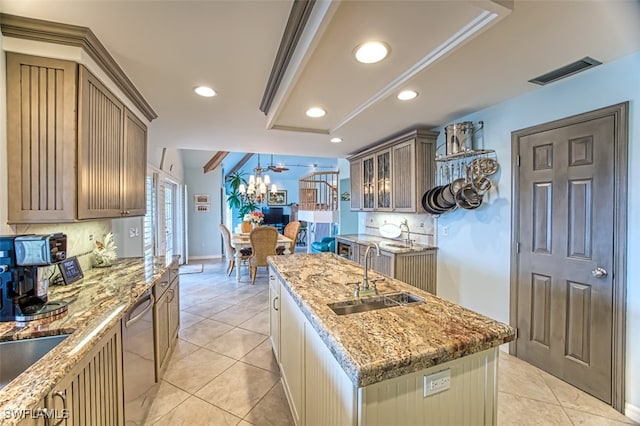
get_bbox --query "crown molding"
[0,13,158,121]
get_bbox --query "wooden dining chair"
[241,221,252,233]
[248,226,278,284]
[219,224,250,276]
[276,221,301,255]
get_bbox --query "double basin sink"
[0,334,68,390]
[328,291,424,316]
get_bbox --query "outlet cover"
[424,369,451,397]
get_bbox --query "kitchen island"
[268,253,515,426]
[0,256,177,426]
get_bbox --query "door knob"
[592,267,608,278]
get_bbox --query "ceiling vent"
[529,57,602,86]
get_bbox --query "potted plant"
[225,171,257,219]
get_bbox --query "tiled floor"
[145,258,637,425]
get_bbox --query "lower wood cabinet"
[30,323,124,426]
[335,237,437,294]
[154,263,180,378]
[268,274,281,363]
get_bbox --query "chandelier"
[238,154,277,204]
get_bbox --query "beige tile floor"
[145,258,638,425]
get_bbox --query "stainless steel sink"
[328,291,424,316]
[0,334,68,389]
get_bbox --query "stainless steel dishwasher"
[122,289,157,425]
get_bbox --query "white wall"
[435,51,640,414]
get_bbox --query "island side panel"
[358,347,498,426]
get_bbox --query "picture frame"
[194,194,210,204]
[267,190,287,206]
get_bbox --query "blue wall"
[185,166,223,259]
[435,51,640,413]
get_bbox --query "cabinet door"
[168,279,180,344]
[349,159,362,211]
[280,287,305,425]
[361,155,375,211]
[154,289,171,376]
[6,53,78,223]
[392,140,416,212]
[123,108,147,216]
[268,272,281,363]
[376,149,392,211]
[49,324,124,426]
[77,66,125,219]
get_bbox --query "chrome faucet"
[345,242,383,297]
[361,243,381,296]
[400,219,412,246]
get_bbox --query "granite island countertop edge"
[268,253,515,388]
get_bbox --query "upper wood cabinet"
[348,129,438,213]
[6,54,78,223]
[6,53,148,223]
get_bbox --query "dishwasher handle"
[125,292,155,328]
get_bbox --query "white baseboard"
[625,402,640,423]
[187,255,222,261]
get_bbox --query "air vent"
[529,57,602,86]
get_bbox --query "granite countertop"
[268,253,515,387]
[335,234,437,253]
[0,255,177,425]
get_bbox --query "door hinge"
[516,155,520,166]
[516,242,520,253]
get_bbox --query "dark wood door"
[516,115,615,403]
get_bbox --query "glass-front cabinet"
[362,155,375,210]
[376,149,392,210]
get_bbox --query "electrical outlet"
[419,222,425,228]
[442,226,449,236]
[424,369,451,397]
[89,234,94,241]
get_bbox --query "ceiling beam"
[203,151,229,174]
[224,153,254,180]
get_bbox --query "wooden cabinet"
[269,273,281,363]
[349,159,362,211]
[349,129,438,213]
[46,323,124,426]
[153,262,180,379]
[279,284,305,425]
[5,53,148,223]
[335,237,437,294]
[6,54,78,223]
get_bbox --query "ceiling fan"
[267,155,290,173]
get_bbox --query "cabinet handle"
[167,288,175,303]
[51,390,67,426]
[269,275,275,281]
[159,280,169,288]
[273,296,279,311]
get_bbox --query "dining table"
[231,232,294,281]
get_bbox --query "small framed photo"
[194,194,210,204]
[268,190,287,206]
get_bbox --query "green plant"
[225,171,257,219]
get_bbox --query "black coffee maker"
[0,233,68,322]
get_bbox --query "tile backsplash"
[359,212,436,246]
[11,220,113,271]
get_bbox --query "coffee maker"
[0,233,69,322]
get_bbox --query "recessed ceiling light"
[194,86,216,97]
[354,41,389,64]
[330,137,342,143]
[306,107,326,118]
[397,90,418,101]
